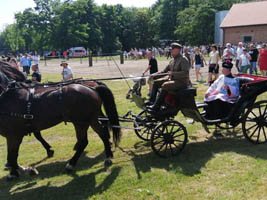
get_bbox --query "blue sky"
[0,0,157,31]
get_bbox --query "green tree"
[0,24,25,53]
[98,5,121,53]
[175,3,216,45]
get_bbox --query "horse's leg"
[33,131,54,157]
[91,120,113,167]
[6,136,23,179]
[65,123,89,172]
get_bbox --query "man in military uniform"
[148,43,191,112]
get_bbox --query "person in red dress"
[258,44,267,76]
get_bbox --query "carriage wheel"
[151,120,187,158]
[134,110,157,141]
[242,100,267,144]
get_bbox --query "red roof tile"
[220,1,267,28]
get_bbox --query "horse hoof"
[65,163,75,173]
[47,150,54,158]
[104,159,112,167]
[6,174,18,181]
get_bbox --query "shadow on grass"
[120,133,267,179]
[0,151,121,200]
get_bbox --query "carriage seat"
[236,77,254,97]
[165,88,196,105]
[237,77,254,88]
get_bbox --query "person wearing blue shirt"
[20,53,30,75]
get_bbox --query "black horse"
[0,61,121,180]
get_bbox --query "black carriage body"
[127,74,267,157]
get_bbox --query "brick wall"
[222,25,267,45]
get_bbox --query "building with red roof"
[220,1,267,45]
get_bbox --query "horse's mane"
[0,61,26,82]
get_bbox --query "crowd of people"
[1,52,74,82]
[1,52,42,82]
[143,41,267,120]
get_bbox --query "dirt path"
[38,57,238,81]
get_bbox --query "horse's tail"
[95,85,121,146]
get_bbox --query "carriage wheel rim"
[151,120,187,158]
[243,101,267,144]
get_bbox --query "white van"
[69,47,87,57]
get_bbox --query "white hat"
[226,43,231,46]
[60,60,68,66]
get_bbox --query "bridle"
[0,72,12,97]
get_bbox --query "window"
[243,36,252,43]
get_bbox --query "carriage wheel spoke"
[249,126,259,138]
[256,127,261,143]
[170,127,182,137]
[164,143,168,153]
[246,123,258,131]
[263,104,267,117]
[173,133,185,139]
[154,130,164,138]
[258,106,262,116]
[247,116,256,121]
[250,111,258,118]
[158,141,167,151]
[154,139,165,146]
[263,126,267,141]
[172,142,181,150]
[170,124,175,135]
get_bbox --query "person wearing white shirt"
[31,51,39,66]
[238,48,251,74]
[208,44,220,83]
[204,61,240,119]
[60,61,73,81]
[222,43,235,62]
[235,42,244,72]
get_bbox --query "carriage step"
[196,102,208,108]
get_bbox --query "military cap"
[170,43,183,49]
[222,60,233,69]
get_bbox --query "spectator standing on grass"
[143,51,158,96]
[248,44,259,75]
[222,43,235,64]
[60,60,73,81]
[20,53,30,76]
[63,50,68,60]
[192,47,206,82]
[183,47,193,69]
[235,42,244,72]
[258,44,267,76]
[208,44,220,84]
[31,51,39,68]
[238,48,251,74]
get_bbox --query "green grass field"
[1,74,267,200]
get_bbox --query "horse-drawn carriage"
[0,59,267,180]
[125,74,267,158]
